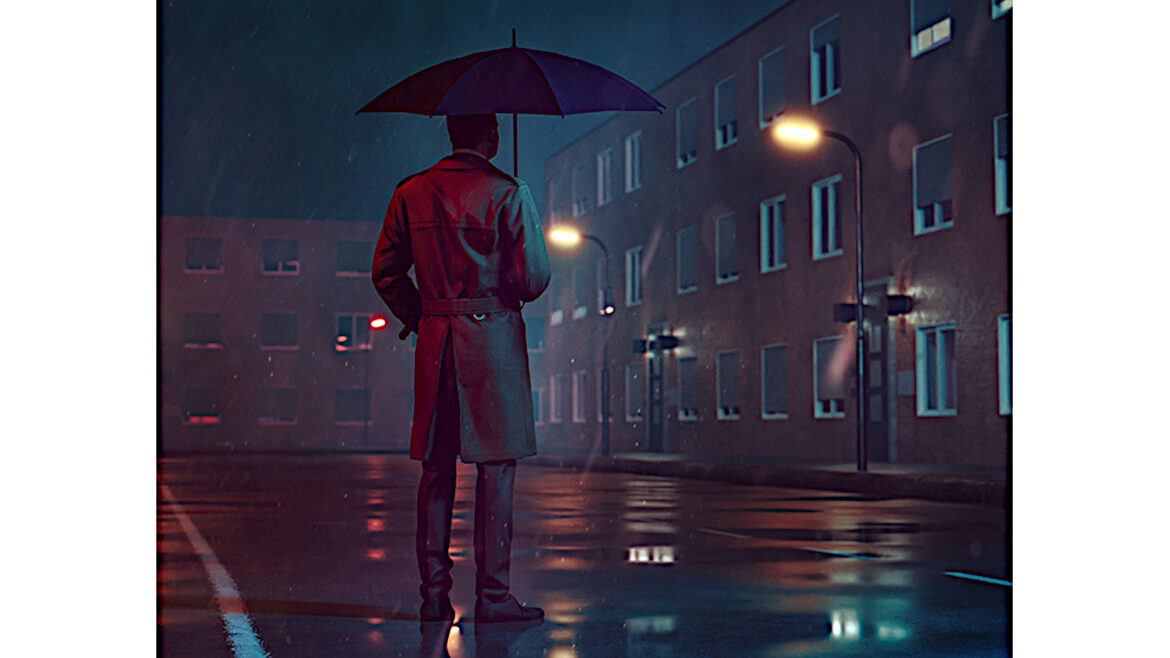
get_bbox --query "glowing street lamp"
[548,223,615,454]
[773,117,869,472]
[370,315,388,330]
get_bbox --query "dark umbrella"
[357,30,665,175]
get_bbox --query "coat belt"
[420,296,515,316]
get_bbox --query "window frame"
[572,369,588,423]
[258,387,298,426]
[261,238,300,276]
[259,312,299,351]
[758,45,786,130]
[998,315,1011,416]
[572,264,590,320]
[714,74,738,150]
[549,373,565,423]
[910,1,952,58]
[916,322,959,417]
[625,131,643,192]
[336,240,373,277]
[812,174,844,261]
[760,194,788,273]
[913,134,955,235]
[995,113,1011,216]
[625,245,643,307]
[814,336,847,419]
[181,387,221,426]
[183,311,223,350]
[715,212,739,285]
[761,343,790,420]
[571,163,588,218]
[676,97,698,169]
[625,362,645,423]
[334,313,373,352]
[597,147,613,207]
[677,355,699,422]
[533,387,545,425]
[184,236,224,274]
[810,14,842,105]
[716,350,741,421]
[676,225,698,294]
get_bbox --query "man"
[372,113,550,624]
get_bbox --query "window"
[597,148,613,206]
[811,15,841,104]
[625,131,643,192]
[992,0,1012,19]
[185,237,222,272]
[714,75,738,149]
[995,114,1011,215]
[183,312,222,348]
[917,323,957,416]
[626,246,643,306]
[182,387,220,425]
[716,212,739,283]
[676,98,698,168]
[677,356,699,421]
[677,225,698,294]
[548,274,565,326]
[572,164,588,217]
[572,370,588,423]
[259,388,297,425]
[760,195,787,273]
[526,315,545,351]
[717,350,741,420]
[260,313,297,349]
[812,175,844,260]
[549,373,565,423]
[335,388,371,424]
[572,265,591,320]
[597,367,605,422]
[762,344,789,419]
[625,363,644,422]
[262,238,299,274]
[814,337,846,418]
[911,0,952,57]
[998,315,1011,415]
[335,313,372,351]
[914,135,954,234]
[596,256,611,314]
[758,46,786,129]
[336,240,372,276]
[533,388,544,425]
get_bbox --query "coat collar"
[434,151,495,170]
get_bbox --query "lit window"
[335,314,372,352]
[814,337,846,419]
[572,370,588,423]
[335,388,371,425]
[916,323,957,416]
[716,213,738,284]
[998,315,1011,415]
[183,312,222,348]
[182,387,220,425]
[259,388,297,425]
[336,240,372,276]
[810,15,841,104]
[995,114,1011,215]
[760,195,787,273]
[717,350,741,420]
[572,163,588,217]
[548,274,565,326]
[812,175,844,260]
[911,0,952,57]
[676,225,698,294]
[597,148,613,206]
[758,46,786,129]
[260,313,298,349]
[549,373,565,423]
[625,363,645,423]
[992,0,1012,19]
[762,344,789,419]
[626,246,643,306]
[185,237,222,272]
[677,356,698,421]
[715,75,738,150]
[262,239,299,274]
[913,135,954,234]
[625,131,643,192]
[676,98,698,168]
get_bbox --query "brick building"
[159,215,416,452]
[535,0,1011,465]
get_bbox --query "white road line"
[943,571,1012,587]
[697,528,752,539]
[800,546,879,560]
[161,485,271,658]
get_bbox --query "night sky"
[161,0,790,222]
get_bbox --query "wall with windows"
[539,0,1010,465]
[161,215,416,452]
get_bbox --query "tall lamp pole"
[549,227,616,455]
[773,120,867,472]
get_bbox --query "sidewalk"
[525,452,1007,506]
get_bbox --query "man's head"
[446,114,499,159]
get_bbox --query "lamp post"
[548,226,615,455]
[773,119,868,472]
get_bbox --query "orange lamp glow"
[370,316,388,330]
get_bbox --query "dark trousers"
[416,337,516,602]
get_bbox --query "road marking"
[697,528,752,539]
[800,547,880,560]
[161,485,271,658]
[943,571,1012,587]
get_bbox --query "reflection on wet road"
[158,454,1008,656]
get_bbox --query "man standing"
[372,114,550,624]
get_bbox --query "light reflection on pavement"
[158,454,1008,657]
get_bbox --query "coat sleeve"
[501,181,551,303]
[371,189,421,333]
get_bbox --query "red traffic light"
[370,316,388,330]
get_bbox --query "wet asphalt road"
[158,454,1009,657]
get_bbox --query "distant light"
[337,335,349,342]
[602,305,615,316]
[370,316,388,330]
[773,120,822,146]
[549,227,582,246]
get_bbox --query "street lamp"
[772,117,868,472]
[547,224,615,455]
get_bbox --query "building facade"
[537,0,1011,465]
[160,215,417,452]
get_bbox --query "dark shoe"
[474,594,544,623]
[419,595,455,622]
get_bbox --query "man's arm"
[371,190,421,334]
[501,182,551,303]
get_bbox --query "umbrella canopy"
[357,45,665,117]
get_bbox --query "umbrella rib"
[517,48,565,117]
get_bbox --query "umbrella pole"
[513,113,518,176]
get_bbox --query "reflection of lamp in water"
[830,609,861,640]
[628,545,675,564]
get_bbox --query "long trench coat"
[372,152,550,463]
